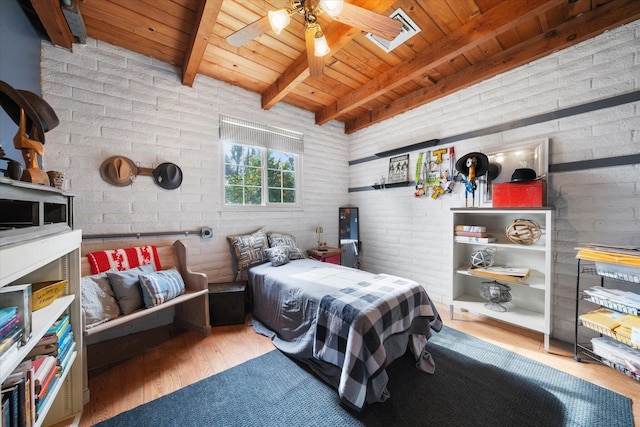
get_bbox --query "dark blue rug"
[94,326,633,426]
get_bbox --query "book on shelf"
[47,314,69,341]
[32,356,57,396]
[0,285,32,345]
[59,341,76,374]
[0,342,20,379]
[0,328,23,359]
[468,266,531,283]
[1,383,19,427]
[6,360,35,427]
[2,368,29,427]
[56,331,73,363]
[0,307,17,327]
[0,315,19,341]
[25,341,58,360]
[454,236,496,244]
[455,225,486,233]
[36,363,59,405]
[36,374,59,416]
[454,231,488,238]
[2,395,9,427]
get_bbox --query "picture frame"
[478,138,549,206]
[387,154,409,184]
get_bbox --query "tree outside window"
[224,142,297,206]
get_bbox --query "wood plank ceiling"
[27,0,640,134]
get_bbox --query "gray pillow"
[107,263,155,315]
[81,272,121,328]
[264,246,290,267]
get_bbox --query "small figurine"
[455,152,489,207]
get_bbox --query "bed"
[248,258,442,411]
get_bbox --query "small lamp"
[320,0,344,17]
[314,30,330,57]
[315,226,324,249]
[268,9,291,35]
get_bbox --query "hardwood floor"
[78,302,639,426]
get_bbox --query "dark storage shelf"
[371,181,412,190]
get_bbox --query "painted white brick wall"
[39,20,639,345]
[40,38,349,284]
[347,20,640,343]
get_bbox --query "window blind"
[219,114,304,154]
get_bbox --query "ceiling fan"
[226,0,403,77]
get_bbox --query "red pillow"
[87,245,162,274]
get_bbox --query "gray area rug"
[94,326,633,426]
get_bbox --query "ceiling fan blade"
[334,3,402,41]
[305,26,324,78]
[226,15,272,47]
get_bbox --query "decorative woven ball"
[505,219,541,245]
[470,247,497,268]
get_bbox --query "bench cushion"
[139,268,186,308]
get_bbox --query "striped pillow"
[87,245,162,274]
[138,268,185,308]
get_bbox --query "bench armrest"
[173,240,208,291]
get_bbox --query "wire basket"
[480,280,511,312]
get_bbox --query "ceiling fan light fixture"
[314,31,330,57]
[320,0,344,17]
[268,9,291,35]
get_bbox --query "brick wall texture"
[41,20,640,343]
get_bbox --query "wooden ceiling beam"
[344,0,640,134]
[182,0,222,87]
[315,0,568,125]
[29,0,74,50]
[261,0,397,110]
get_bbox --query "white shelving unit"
[1,178,83,426]
[450,208,553,351]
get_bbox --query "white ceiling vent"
[365,8,421,53]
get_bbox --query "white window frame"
[220,114,304,211]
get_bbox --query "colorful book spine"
[454,231,488,238]
[0,307,18,327]
[32,355,57,395]
[47,314,70,340]
[455,225,487,233]
[0,284,32,345]
[56,331,73,364]
[0,315,19,340]
[0,328,23,358]
[454,236,496,244]
[0,342,19,378]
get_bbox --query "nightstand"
[307,247,346,265]
[208,281,247,326]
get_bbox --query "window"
[220,114,303,207]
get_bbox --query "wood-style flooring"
[77,302,639,426]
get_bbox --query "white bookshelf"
[450,208,553,351]
[1,192,83,426]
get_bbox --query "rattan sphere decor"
[505,219,541,245]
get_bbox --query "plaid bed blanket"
[313,273,440,410]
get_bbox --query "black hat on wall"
[153,162,183,190]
